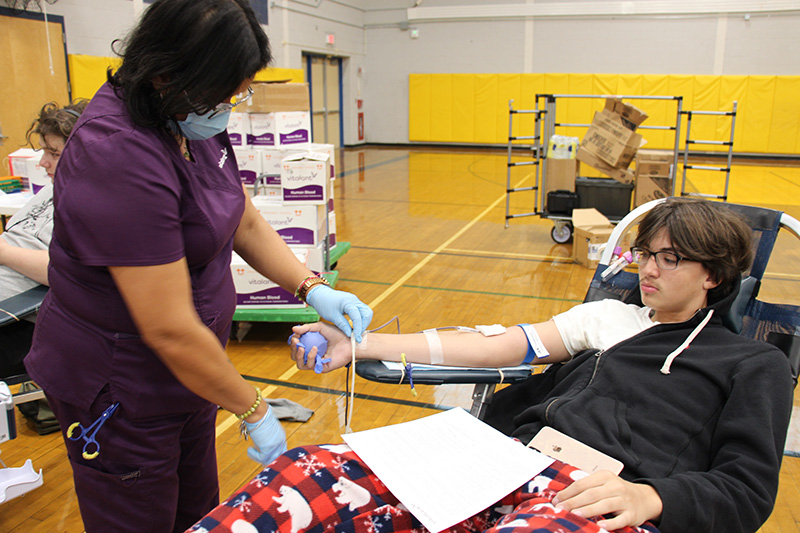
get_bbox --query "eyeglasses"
[208,86,254,119]
[631,247,696,270]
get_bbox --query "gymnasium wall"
[68,54,304,102]
[7,1,800,150]
[408,73,800,155]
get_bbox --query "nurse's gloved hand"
[245,407,288,466]
[305,285,373,342]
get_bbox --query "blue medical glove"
[245,407,288,465]
[305,285,373,342]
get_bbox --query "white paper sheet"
[342,407,554,533]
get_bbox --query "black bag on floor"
[16,382,61,435]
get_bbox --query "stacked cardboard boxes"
[227,82,338,309]
[633,149,673,207]
[577,98,648,185]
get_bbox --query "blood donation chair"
[0,285,47,504]
[0,285,48,404]
[355,199,800,418]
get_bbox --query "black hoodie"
[506,283,793,533]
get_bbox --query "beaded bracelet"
[235,386,262,420]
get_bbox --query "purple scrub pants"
[47,386,219,532]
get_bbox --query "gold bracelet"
[235,386,262,420]
[295,275,330,302]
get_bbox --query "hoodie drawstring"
[660,309,714,375]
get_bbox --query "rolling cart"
[505,94,684,242]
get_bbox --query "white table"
[0,191,33,230]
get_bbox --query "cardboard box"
[247,112,312,147]
[572,208,615,269]
[634,176,672,208]
[233,147,261,187]
[275,111,311,146]
[7,148,48,193]
[251,197,327,247]
[256,185,283,201]
[579,98,648,175]
[544,158,578,195]
[580,110,645,169]
[261,146,308,183]
[245,82,310,113]
[603,98,648,130]
[635,149,672,178]
[576,147,635,185]
[227,112,249,147]
[281,151,330,204]
[248,113,276,146]
[231,251,308,308]
[328,210,336,246]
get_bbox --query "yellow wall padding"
[68,54,304,101]
[69,54,121,100]
[254,68,305,83]
[409,73,800,155]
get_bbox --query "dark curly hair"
[25,99,89,146]
[634,197,754,301]
[108,0,271,132]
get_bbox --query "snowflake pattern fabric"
[188,445,659,533]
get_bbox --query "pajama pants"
[48,386,220,533]
[190,445,660,533]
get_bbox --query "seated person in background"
[194,197,791,533]
[0,100,87,376]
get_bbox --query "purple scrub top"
[25,82,246,419]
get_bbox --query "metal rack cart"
[680,101,737,201]
[505,94,683,242]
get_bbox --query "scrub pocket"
[109,334,210,420]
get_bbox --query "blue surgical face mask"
[177,108,231,140]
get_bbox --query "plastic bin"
[575,177,633,220]
[547,190,579,215]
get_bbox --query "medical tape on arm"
[518,324,550,363]
[423,329,444,364]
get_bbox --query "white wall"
[14,0,800,145]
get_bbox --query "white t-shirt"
[0,184,53,301]
[552,299,657,356]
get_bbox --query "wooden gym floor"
[2,145,799,531]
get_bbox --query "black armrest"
[355,360,533,386]
[0,285,48,327]
[766,331,800,388]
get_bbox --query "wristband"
[518,324,550,363]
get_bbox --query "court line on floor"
[216,366,310,437]
[337,154,410,178]
[367,175,533,310]
[351,245,563,263]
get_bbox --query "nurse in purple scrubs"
[23,1,372,531]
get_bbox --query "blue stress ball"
[289,330,331,374]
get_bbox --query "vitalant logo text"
[264,216,295,227]
[289,172,317,182]
[218,148,228,168]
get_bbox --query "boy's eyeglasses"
[631,247,696,270]
[208,86,254,119]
